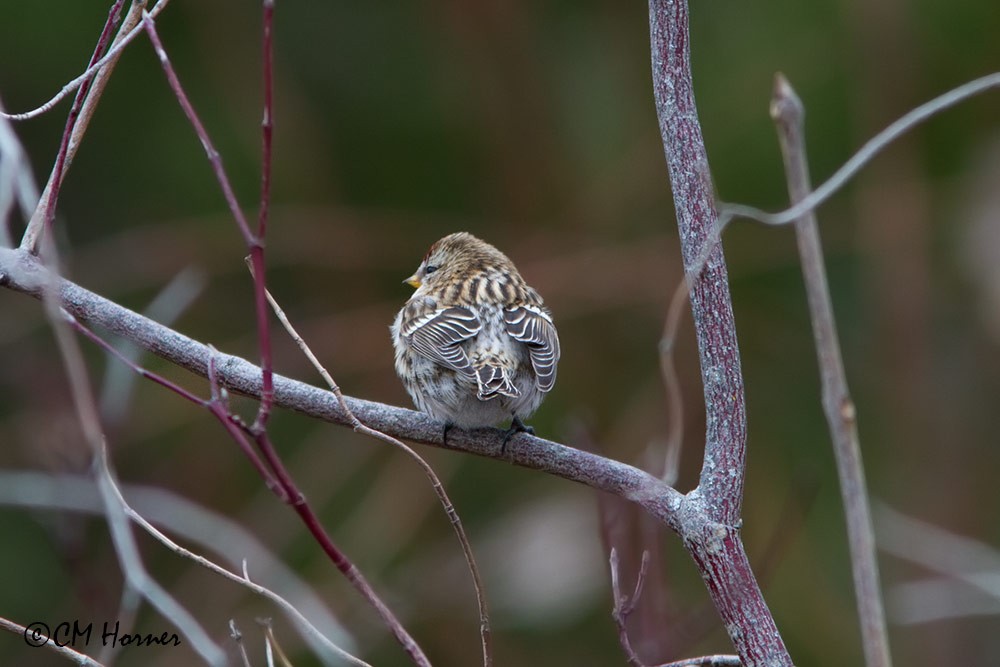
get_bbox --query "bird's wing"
[402,303,481,378]
[504,305,560,392]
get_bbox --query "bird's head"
[404,232,516,292]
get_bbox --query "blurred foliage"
[1,0,999,665]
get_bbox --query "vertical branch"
[258,0,274,242]
[770,74,892,667]
[648,3,793,665]
[121,14,427,661]
[648,0,745,524]
[252,0,276,429]
[140,10,274,428]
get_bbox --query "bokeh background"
[2,0,999,665]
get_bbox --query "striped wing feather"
[404,305,481,378]
[504,305,560,392]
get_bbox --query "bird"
[391,232,560,446]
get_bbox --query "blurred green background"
[1,0,999,665]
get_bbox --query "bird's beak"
[404,274,421,289]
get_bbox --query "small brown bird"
[391,232,560,441]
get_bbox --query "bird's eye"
[425,264,439,275]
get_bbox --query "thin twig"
[721,71,1000,228]
[230,620,254,667]
[610,548,651,667]
[0,96,41,245]
[771,73,891,667]
[140,13,255,246]
[99,266,205,424]
[23,0,149,254]
[875,503,1000,602]
[0,616,107,667]
[657,279,688,485]
[0,0,173,122]
[106,480,372,666]
[258,617,294,667]
[258,0,274,242]
[252,0,276,433]
[662,73,1000,374]
[98,584,140,666]
[610,550,739,667]
[141,9,275,430]
[0,470,358,661]
[39,235,225,665]
[255,266,493,666]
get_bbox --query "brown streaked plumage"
[390,232,560,436]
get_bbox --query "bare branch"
[0,96,40,246]
[110,485,372,666]
[22,0,148,254]
[0,470,358,659]
[0,244,686,520]
[260,275,493,666]
[648,2,790,664]
[141,9,276,429]
[771,73,891,667]
[721,71,1000,228]
[0,0,173,122]
[649,0,746,523]
[0,616,107,667]
[38,237,225,665]
[876,503,1000,602]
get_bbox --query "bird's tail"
[475,363,520,401]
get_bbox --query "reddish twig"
[142,9,427,661]
[65,311,283,494]
[610,549,741,667]
[770,74,892,667]
[0,1,173,123]
[258,0,274,243]
[610,548,652,667]
[258,277,493,666]
[21,0,125,253]
[252,0,276,430]
[22,1,151,255]
[205,350,286,498]
[141,11,275,428]
[242,428,432,666]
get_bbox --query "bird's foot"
[442,421,456,446]
[500,416,534,455]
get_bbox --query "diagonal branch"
[0,244,685,524]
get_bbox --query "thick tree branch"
[648,0,745,525]
[0,245,685,529]
[648,1,791,665]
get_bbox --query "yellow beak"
[404,274,421,289]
